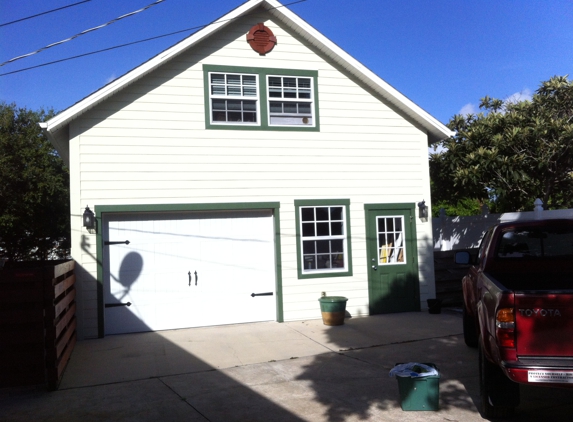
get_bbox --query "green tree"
[430,75,573,213]
[0,103,70,261]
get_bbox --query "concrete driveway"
[1,311,572,421]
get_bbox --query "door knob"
[372,265,378,270]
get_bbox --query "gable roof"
[41,0,454,163]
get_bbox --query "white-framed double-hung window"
[267,76,314,126]
[203,64,319,131]
[295,199,352,279]
[209,72,259,125]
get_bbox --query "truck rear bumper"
[502,358,573,387]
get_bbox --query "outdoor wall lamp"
[83,206,96,231]
[417,200,428,222]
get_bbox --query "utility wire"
[0,1,92,28]
[0,0,166,67]
[0,27,197,76]
[0,0,307,77]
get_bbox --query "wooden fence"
[0,260,76,390]
[433,249,476,307]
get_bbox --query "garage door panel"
[104,210,276,335]
[106,306,152,334]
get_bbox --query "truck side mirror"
[455,251,471,265]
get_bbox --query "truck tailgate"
[516,293,573,357]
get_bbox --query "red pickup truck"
[456,219,573,419]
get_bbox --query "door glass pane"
[377,216,406,265]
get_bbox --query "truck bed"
[488,272,573,291]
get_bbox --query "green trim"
[96,202,280,214]
[363,203,421,312]
[96,224,104,338]
[203,64,320,132]
[294,199,353,280]
[94,202,283,337]
[363,202,419,268]
[364,203,416,212]
[273,210,284,322]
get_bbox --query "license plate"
[528,371,573,383]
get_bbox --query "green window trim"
[203,64,320,132]
[294,199,353,279]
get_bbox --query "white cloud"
[458,102,478,116]
[457,88,532,117]
[505,88,532,104]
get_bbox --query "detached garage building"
[42,0,453,339]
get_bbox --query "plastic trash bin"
[394,363,440,411]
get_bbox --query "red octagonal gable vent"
[246,23,277,55]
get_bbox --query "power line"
[1,0,166,67]
[0,0,308,77]
[0,27,199,76]
[0,1,93,28]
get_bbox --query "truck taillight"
[496,307,515,348]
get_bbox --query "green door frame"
[94,202,283,338]
[364,203,421,314]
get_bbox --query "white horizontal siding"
[70,11,435,338]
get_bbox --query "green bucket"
[318,296,348,326]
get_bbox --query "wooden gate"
[0,260,76,390]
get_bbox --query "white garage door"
[103,210,276,335]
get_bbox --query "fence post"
[438,208,446,251]
[534,198,544,219]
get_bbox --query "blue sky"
[1,0,572,124]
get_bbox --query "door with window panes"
[365,205,420,313]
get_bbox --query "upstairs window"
[203,65,319,131]
[209,73,259,125]
[268,76,314,126]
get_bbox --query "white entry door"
[103,210,276,335]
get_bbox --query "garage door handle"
[251,292,273,297]
[189,271,198,286]
[105,240,130,246]
[105,302,132,308]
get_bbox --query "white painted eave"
[42,0,268,135]
[265,1,454,143]
[42,0,453,146]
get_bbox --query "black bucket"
[427,299,442,314]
